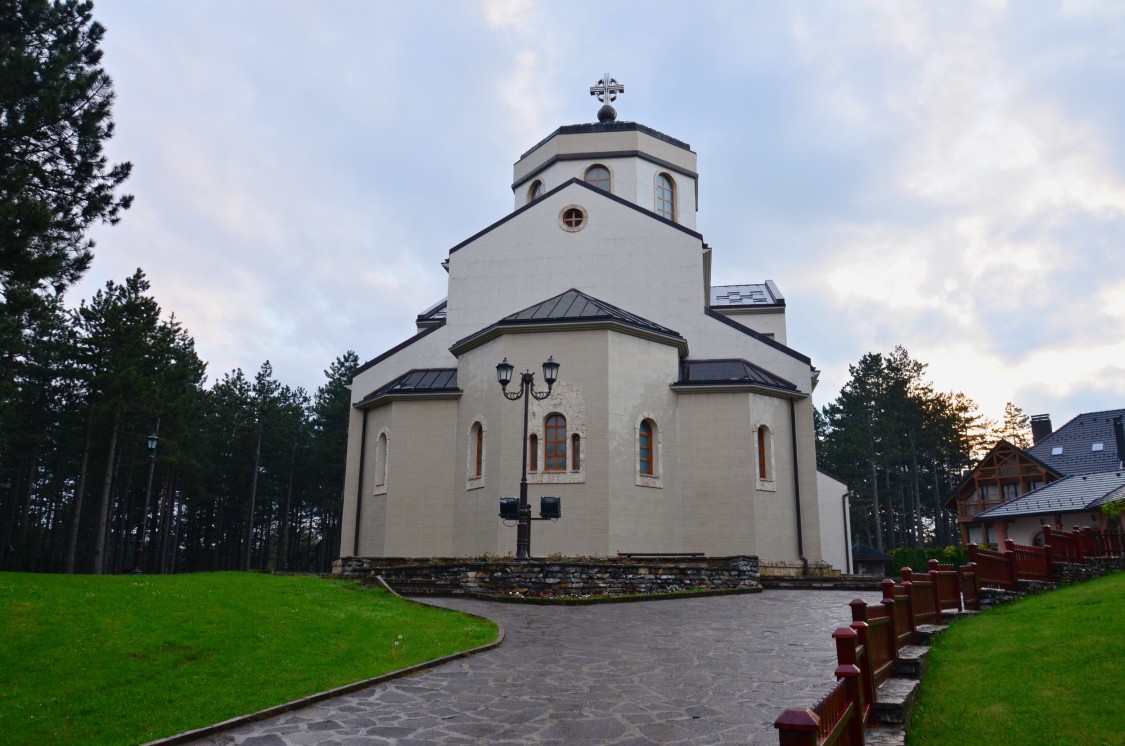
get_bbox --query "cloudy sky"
[76,0,1125,428]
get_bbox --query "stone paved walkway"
[194,590,879,745]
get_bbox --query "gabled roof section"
[447,178,702,258]
[356,368,459,409]
[1027,409,1125,475]
[943,439,1064,509]
[852,543,892,561]
[353,320,445,379]
[673,358,798,394]
[975,470,1125,520]
[449,288,687,356]
[416,299,447,327]
[703,308,811,365]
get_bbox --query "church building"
[340,78,838,569]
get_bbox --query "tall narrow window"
[527,179,543,203]
[529,434,538,471]
[584,164,610,191]
[639,420,654,475]
[656,173,675,219]
[545,414,567,472]
[471,422,483,478]
[757,426,769,480]
[571,434,581,471]
[375,433,388,488]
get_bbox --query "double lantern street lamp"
[131,428,159,575]
[495,355,561,561]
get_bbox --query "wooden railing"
[1003,539,1052,582]
[928,560,964,613]
[775,533,1115,744]
[775,628,865,745]
[1042,526,1081,561]
[967,544,1017,590]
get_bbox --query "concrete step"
[912,623,947,645]
[864,726,906,745]
[896,645,929,679]
[873,677,918,728]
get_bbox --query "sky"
[74,0,1125,429]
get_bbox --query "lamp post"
[496,355,559,561]
[132,423,159,574]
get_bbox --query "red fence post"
[774,708,819,746]
[849,619,876,723]
[835,662,865,746]
[928,566,944,624]
[901,566,914,583]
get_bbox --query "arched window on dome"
[655,173,675,220]
[545,414,567,472]
[527,179,543,203]
[584,164,611,192]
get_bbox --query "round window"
[559,206,587,232]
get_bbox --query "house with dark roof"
[339,85,837,570]
[947,409,1125,546]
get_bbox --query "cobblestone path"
[194,590,878,745]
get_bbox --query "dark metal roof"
[416,299,447,325]
[450,289,686,355]
[1027,409,1125,475]
[357,368,459,407]
[974,469,1125,519]
[519,121,692,160]
[675,358,798,392]
[852,543,892,560]
[500,288,682,336]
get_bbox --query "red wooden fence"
[967,544,1017,590]
[1003,539,1052,582]
[928,560,964,612]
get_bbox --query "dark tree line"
[2,3,357,574]
[816,346,994,552]
[0,268,358,574]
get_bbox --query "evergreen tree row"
[0,268,358,574]
[816,346,1009,553]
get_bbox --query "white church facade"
[340,81,841,569]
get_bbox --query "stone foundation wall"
[1052,556,1125,585]
[335,555,760,597]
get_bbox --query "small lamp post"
[496,356,559,561]
[132,425,159,574]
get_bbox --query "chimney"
[1030,414,1053,445]
[1113,416,1125,468]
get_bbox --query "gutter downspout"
[353,408,369,557]
[789,399,806,572]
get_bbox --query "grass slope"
[0,572,497,745]
[910,572,1125,746]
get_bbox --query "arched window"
[571,434,581,471]
[584,164,610,191]
[527,179,543,203]
[639,420,655,475]
[757,425,771,480]
[529,434,539,471]
[471,422,483,478]
[375,433,388,488]
[545,414,567,472]
[655,173,675,219]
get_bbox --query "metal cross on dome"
[589,73,624,103]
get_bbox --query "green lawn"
[0,572,498,745]
[909,571,1125,746]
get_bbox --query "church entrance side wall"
[606,333,683,553]
[379,399,460,556]
[676,392,759,556]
